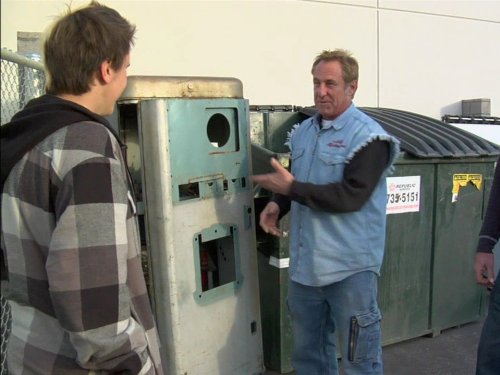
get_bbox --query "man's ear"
[347,80,358,97]
[99,60,113,84]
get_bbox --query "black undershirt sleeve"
[272,140,391,215]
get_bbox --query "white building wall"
[2,0,499,119]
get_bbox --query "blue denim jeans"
[476,272,500,375]
[287,271,383,375]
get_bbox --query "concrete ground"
[264,318,483,375]
[381,320,482,375]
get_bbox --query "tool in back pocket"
[348,315,359,362]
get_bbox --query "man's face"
[111,54,130,101]
[313,60,357,120]
[102,53,130,116]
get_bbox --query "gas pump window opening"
[207,113,230,147]
[194,225,242,304]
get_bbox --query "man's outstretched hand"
[251,157,293,195]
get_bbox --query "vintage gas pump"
[117,76,264,375]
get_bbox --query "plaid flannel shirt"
[1,121,164,374]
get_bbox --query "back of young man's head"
[44,1,136,96]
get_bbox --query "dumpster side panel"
[431,161,493,333]
[379,161,434,345]
[255,196,293,373]
[251,109,299,373]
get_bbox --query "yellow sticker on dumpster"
[452,174,482,202]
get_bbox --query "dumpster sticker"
[452,174,482,203]
[386,176,421,214]
[269,256,289,269]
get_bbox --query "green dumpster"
[361,108,499,341]
[378,159,435,344]
[379,157,496,343]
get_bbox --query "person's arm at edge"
[475,157,500,288]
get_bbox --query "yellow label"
[468,174,483,190]
[452,173,483,199]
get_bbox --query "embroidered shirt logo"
[327,140,346,148]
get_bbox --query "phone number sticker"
[386,176,421,214]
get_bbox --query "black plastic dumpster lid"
[298,107,500,159]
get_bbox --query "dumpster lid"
[299,107,500,158]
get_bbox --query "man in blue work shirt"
[252,49,399,375]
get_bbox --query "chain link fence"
[0,297,10,375]
[1,48,46,125]
[1,47,46,374]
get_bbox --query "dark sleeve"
[288,140,390,213]
[271,192,292,219]
[477,158,500,253]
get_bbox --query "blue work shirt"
[288,104,399,286]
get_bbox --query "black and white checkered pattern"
[1,121,164,374]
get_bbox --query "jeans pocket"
[348,308,382,363]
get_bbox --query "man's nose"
[316,83,327,96]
